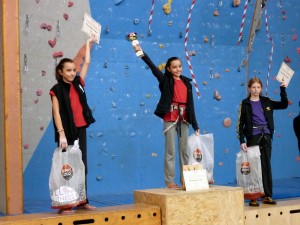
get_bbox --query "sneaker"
[262,197,277,205]
[166,183,181,190]
[249,200,260,207]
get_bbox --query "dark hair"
[165,57,181,75]
[55,58,74,81]
[247,77,263,97]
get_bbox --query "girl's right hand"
[59,137,68,149]
[133,44,141,52]
[240,143,247,151]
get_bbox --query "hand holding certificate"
[276,62,294,87]
[81,13,101,44]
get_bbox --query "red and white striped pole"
[264,3,274,96]
[238,0,250,45]
[148,0,155,35]
[184,0,200,98]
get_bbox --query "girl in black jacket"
[237,77,288,206]
[133,44,200,189]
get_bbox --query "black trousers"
[67,127,89,204]
[247,134,273,197]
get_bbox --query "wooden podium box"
[134,185,244,225]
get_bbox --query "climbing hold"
[158,63,166,71]
[162,0,172,15]
[68,1,74,7]
[225,148,229,154]
[40,23,48,29]
[202,81,207,85]
[288,100,293,105]
[53,51,63,58]
[35,0,40,3]
[214,10,219,16]
[152,153,158,157]
[41,70,46,76]
[284,56,291,63]
[34,99,38,104]
[40,126,44,131]
[214,90,221,101]
[133,18,139,25]
[223,118,231,128]
[36,88,43,96]
[96,176,103,181]
[218,162,223,166]
[23,144,30,149]
[168,21,173,26]
[48,37,56,48]
[233,0,240,7]
[47,24,52,31]
[159,44,165,48]
[63,13,69,20]
[292,34,297,41]
[189,50,196,56]
[114,0,123,5]
[214,73,220,79]
[179,31,183,38]
[282,15,287,20]
[296,48,300,54]
[146,94,151,98]
[225,68,230,72]
[204,37,209,43]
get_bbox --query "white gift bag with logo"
[188,133,214,183]
[49,140,86,209]
[236,145,264,200]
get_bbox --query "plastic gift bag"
[49,140,86,209]
[188,133,214,183]
[236,145,264,200]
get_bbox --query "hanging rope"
[264,3,274,96]
[148,0,155,35]
[238,0,250,45]
[184,0,200,98]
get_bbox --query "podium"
[134,185,244,225]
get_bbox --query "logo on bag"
[61,164,73,181]
[193,148,202,162]
[240,162,250,175]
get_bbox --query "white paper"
[276,62,294,87]
[183,168,209,191]
[81,12,101,44]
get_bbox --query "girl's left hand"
[195,129,200,136]
[280,81,287,88]
[87,34,97,43]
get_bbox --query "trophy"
[127,32,144,57]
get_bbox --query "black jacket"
[50,76,95,142]
[237,86,288,144]
[141,53,199,131]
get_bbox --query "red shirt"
[50,78,87,127]
[163,78,187,122]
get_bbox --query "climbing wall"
[22,0,300,199]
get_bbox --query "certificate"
[81,12,101,44]
[276,62,294,87]
[183,165,209,191]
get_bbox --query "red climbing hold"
[68,1,74,7]
[53,51,63,58]
[48,38,56,48]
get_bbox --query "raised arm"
[133,44,164,82]
[80,36,97,80]
[271,82,288,110]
